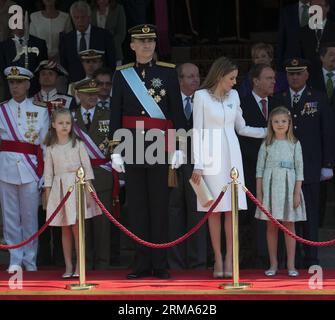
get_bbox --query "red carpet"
[0,268,334,300]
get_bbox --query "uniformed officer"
[68,49,105,102]
[275,58,334,268]
[109,24,187,279]
[0,66,49,272]
[73,78,115,269]
[34,60,77,112]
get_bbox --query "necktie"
[293,93,300,105]
[85,111,91,130]
[260,99,267,120]
[79,32,87,52]
[184,96,192,120]
[326,72,334,99]
[301,4,309,27]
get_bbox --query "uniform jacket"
[0,98,49,184]
[109,60,187,167]
[74,105,113,192]
[275,87,334,183]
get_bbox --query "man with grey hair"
[59,0,116,82]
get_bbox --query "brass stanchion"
[67,167,97,291]
[221,168,251,290]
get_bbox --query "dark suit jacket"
[239,94,279,193]
[59,25,116,82]
[0,35,48,97]
[74,106,113,193]
[300,20,335,69]
[275,87,334,184]
[277,3,302,70]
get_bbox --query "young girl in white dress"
[44,108,101,278]
[255,106,306,277]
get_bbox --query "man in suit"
[239,64,279,268]
[73,78,114,270]
[300,0,335,70]
[0,26,48,97]
[277,0,309,70]
[59,1,116,83]
[109,24,187,279]
[168,63,207,270]
[275,58,334,268]
[93,67,113,110]
[309,42,335,227]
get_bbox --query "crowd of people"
[0,0,334,280]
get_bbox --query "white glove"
[111,154,125,173]
[320,168,333,181]
[171,150,185,169]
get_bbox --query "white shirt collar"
[289,86,306,98]
[76,24,91,37]
[323,67,335,78]
[181,92,193,103]
[252,91,268,104]
[81,106,95,118]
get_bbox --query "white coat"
[193,89,266,212]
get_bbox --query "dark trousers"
[125,164,169,272]
[298,183,320,267]
[168,164,207,269]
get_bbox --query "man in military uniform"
[73,78,115,270]
[275,58,334,268]
[0,66,49,272]
[68,49,105,103]
[109,24,187,279]
[34,60,77,112]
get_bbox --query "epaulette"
[32,99,47,108]
[156,61,176,68]
[116,63,135,71]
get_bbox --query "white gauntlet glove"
[111,154,125,173]
[320,168,333,181]
[171,150,185,169]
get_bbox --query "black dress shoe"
[126,270,152,279]
[153,269,170,279]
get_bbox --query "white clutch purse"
[189,177,214,208]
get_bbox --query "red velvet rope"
[245,188,335,247]
[89,187,226,249]
[0,188,73,250]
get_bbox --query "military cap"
[284,58,309,73]
[4,66,33,80]
[75,78,100,93]
[79,49,105,60]
[34,60,69,76]
[128,24,157,39]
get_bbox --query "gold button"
[17,160,20,164]
[141,131,145,135]
[18,123,21,126]
[141,111,145,115]
[294,114,297,118]
[294,126,297,129]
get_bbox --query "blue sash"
[120,68,166,120]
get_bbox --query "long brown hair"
[265,106,297,146]
[200,56,237,91]
[44,108,79,147]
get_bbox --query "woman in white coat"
[191,57,267,278]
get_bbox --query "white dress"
[30,11,72,58]
[193,89,267,212]
[44,140,101,226]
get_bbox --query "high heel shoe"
[213,261,224,279]
[288,269,299,277]
[223,271,233,278]
[264,269,277,277]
